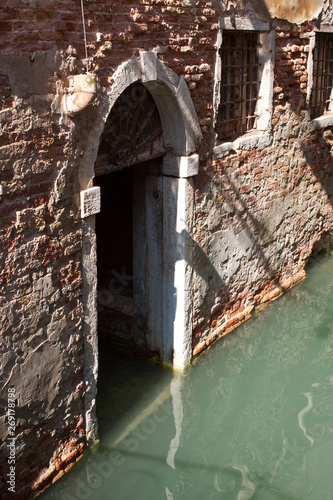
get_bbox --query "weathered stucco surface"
[221,0,324,22]
[266,0,324,22]
[1,0,333,498]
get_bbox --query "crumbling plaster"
[221,0,324,23]
[265,0,324,23]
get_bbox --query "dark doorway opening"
[95,167,134,300]
[94,82,166,361]
[94,165,139,355]
[94,158,164,360]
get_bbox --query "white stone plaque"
[80,187,101,218]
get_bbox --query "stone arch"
[80,52,202,446]
[79,51,202,188]
[103,51,201,156]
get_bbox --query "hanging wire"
[80,0,89,73]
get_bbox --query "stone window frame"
[308,28,333,131]
[213,16,275,156]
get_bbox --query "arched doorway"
[94,82,166,358]
[80,52,202,445]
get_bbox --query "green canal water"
[42,255,333,500]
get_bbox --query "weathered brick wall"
[0,1,217,497]
[1,0,333,497]
[0,42,86,499]
[191,17,333,355]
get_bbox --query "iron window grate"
[310,32,333,118]
[216,30,260,141]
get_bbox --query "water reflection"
[167,374,184,471]
[41,256,333,500]
[297,393,314,447]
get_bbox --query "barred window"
[310,32,333,118]
[216,30,260,141]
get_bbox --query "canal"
[41,254,333,500]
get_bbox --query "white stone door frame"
[79,51,202,444]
